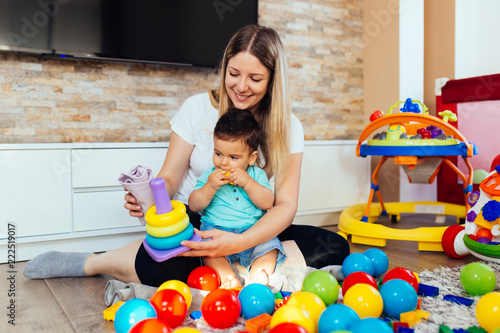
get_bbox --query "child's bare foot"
[220,274,241,289]
[249,268,270,285]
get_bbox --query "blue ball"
[114,298,157,333]
[342,252,374,277]
[379,279,418,319]
[318,303,360,333]
[349,317,393,333]
[363,248,389,277]
[237,283,275,319]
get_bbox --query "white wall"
[455,0,500,79]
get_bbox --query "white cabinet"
[0,149,72,237]
[0,143,167,262]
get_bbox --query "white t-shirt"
[170,92,304,204]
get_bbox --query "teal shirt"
[194,165,272,229]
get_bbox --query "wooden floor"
[0,214,477,332]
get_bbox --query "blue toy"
[379,279,418,319]
[417,283,439,297]
[238,283,275,319]
[317,303,360,333]
[114,298,157,333]
[363,248,389,277]
[349,317,393,333]
[443,294,474,306]
[342,252,374,277]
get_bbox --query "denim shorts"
[200,223,287,271]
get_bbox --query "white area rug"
[413,261,500,332]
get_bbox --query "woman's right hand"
[124,192,144,218]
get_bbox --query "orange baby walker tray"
[338,99,478,251]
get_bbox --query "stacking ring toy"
[146,223,194,250]
[145,200,186,227]
[146,214,189,238]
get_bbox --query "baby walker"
[339,98,478,251]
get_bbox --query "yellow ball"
[286,291,326,329]
[172,328,202,333]
[343,283,383,319]
[476,292,500,332]
[270,304,315,333]
[157,280,192,309]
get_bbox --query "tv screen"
[0,0,258,68]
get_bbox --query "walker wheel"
[442,225,467,259]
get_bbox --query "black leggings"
[135,206,350,287]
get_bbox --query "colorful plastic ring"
[145,200,186,227]
[146,223,194,250]
[146,214,190,238]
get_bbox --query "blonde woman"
[24,25,350,286]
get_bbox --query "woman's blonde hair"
[210,25,291,185]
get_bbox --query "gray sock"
[23,251,92,279]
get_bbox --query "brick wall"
[0,0,363,143]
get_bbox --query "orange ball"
[476,228,493,240]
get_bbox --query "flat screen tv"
[0,0,258,68]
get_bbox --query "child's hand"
[207,168,230,191]
[228,168,251,188]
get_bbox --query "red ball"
[201,288,241,329]
[269,322,309,333]
[476,228,493,240]
[187,266,221,291]
[342,271,378,296]
[149,289,187,329]
[129,318,171,333]
[382,267,418,292]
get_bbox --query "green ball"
[459,262,497,296]
[301,270,339,306]
[492,328,500,333]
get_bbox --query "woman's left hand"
[179,228,247,258]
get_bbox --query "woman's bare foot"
[248,267,270,285]
[220,274,241,289]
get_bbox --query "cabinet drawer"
[72,148,167,188]
[73,191,143,231]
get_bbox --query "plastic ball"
[269,322,309,333]
[187,266,220,291]
[301,270,339,306]
[382,267,418,292]
[477,237,492,244]
[349,317,393,333]
[270,304,315,333]
[317,303,360,333]
[238,283,276,319]
[476,228,493,240]
[114,298,157,333]
[286,291,326,329]
[150,289,187,329]
[129,318,171,333]
[342,253,374,277]
[476,292,500,332]
[172,328,202,333]
[343,283,383,318]
[342,271,378,296]
[157,280,192,309]
[460,262,497,296]
[379,279,418,319]
[201,288,241,329]
[363,248,389,276]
